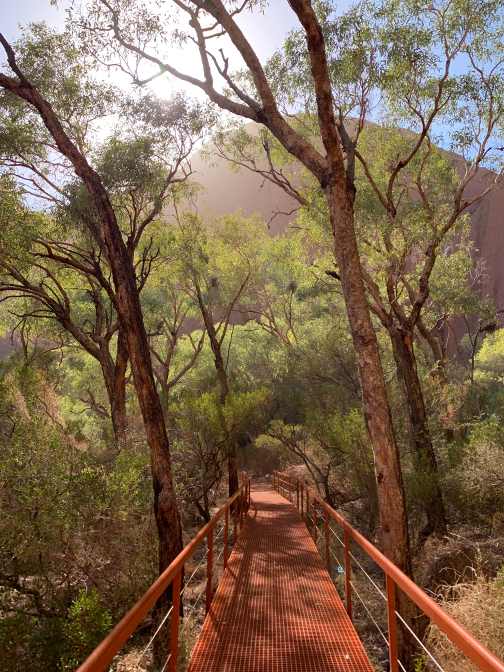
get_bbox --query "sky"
[0,0,306,99]
[1,0,300,54]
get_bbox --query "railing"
[273,470,504,672]
[77,473,251,672]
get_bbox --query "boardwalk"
[186,488,374,672]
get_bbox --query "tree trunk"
[194,287,239,496]
[100,329,129,452]
[213,350,239,497]
[325,185,418,664]
[227,449,239,498]
[389,327,447,538]
[2,72,184,579]
[396,363,417,452]
[416,321,455,442]
[159,383,169,419]
[116,290,183,578]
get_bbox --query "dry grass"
[426,572,504,671]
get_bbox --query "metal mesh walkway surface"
[186,488,374,672]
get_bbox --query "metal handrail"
[76,474,251,672]
[273,470,504,672]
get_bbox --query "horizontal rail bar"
[76,479,250,672]
[274,471,504,672]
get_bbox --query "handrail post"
[239,490,243,532]
[306,488,309,528]
[296,479,299,509]
[313,499,317,544]
[289,476,292,503]
[233,495,238,546]
[386,574,399,672]
[344,529,352,620]
[168,570,182,672]
[325,508,330,571]
[283,474,285,498]
[300,482,304,517]
[224,508,229,570]
[206,528,213,614]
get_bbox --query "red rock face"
[188,144,299,237]
[189,143,504,358]
[465,175,504,308]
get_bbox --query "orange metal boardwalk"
[186,488,374,672]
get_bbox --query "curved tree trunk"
[0,70,184,581]
[389,327,447,538]
[326,184,418,664]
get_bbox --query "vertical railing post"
[296,479,299,509]
[301,483,304,517]
[168,569,182,672]
[344,529,352,620]
[289,476,292,503]
[206,528,213,614]
[233,494,238,545]
[224,507,229,570]
[386,574,399,672]
[313,499,317,544]
[306,488,309,527]
[240,488,244,530]
[325,508,330,571]
[241,473,245,529]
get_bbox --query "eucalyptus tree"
[303,131,500,537]
[56,0,504,658]
[239,227,330,346]
[169,211,264,495]
[142,253,206,417]
[0,24,212,577]
[98,0,504,545]
[67,0,475,594]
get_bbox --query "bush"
[442,417,504,529]
[0,358,157,671]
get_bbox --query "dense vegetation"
[1,0,504,669]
